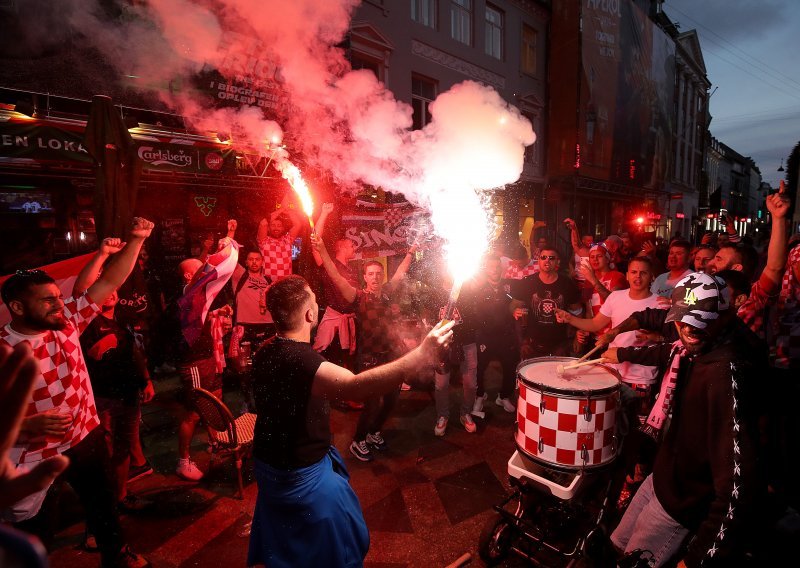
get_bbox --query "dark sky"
[664,0,800,187]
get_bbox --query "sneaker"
[118,494,154,513]
[176,458,203,481]
[127,461,154,484]
[495,395,516,413]
[366,431,387,451]
[349,440,373,462]
[473,392,488,413]
[114,544,151,568]
[460,414,477,433]
[434,416,448,437]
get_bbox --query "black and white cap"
[665,272,729,330]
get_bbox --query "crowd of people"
[0,183,798,567]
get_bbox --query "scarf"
[640,341,686,441]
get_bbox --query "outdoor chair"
[192,388,257,499]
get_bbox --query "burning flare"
[276,160,315,232]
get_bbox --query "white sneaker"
[176,458,203,481]
[473,392,488,413]
[495,395,516,413]
[460,414,477,433]
[434,416,448,437]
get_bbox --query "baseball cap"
[665,272,730,329]
[590,243,610,259]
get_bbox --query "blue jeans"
[611,474,689,567]
[434,343,477,419]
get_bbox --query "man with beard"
[0,218,154,568]
[256,195,304,281]
[604,273,764,567]
[704,243,759,280]
[247,275,453,567]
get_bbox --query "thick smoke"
[42,0,535,269]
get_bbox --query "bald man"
[175,234,239,481]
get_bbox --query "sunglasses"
[539,255,558,261]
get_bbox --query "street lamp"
[778,158,785,172]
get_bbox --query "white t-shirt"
[599,289,661,385]
[650,268,692,298]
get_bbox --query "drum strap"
[641,342,686,441]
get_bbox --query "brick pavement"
[40,365,526,567]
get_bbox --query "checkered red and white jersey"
[257,233,293,281]
[774,245,800,369]
[0,293,101,464]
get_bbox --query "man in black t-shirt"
[475,255,520,413]
[512,247,582,358]
[248,275,453,568]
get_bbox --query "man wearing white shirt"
[556,256,660,400]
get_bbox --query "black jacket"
[618,318,766,567]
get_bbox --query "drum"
[516,357,620,470]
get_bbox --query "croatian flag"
[178,239,239,347]
[0,253,95,326]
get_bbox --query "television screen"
[291,237,302,260]
[0,192,53,214]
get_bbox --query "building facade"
[350,0,550,246]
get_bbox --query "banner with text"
[0,121,236,174]
[340,200,427,259]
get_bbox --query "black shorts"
[179,357,222,407]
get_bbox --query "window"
[411,0,436,28]
[351,54,381,81]
[411,76,437,130]
[485,4,503,59]
[450,0,471,46]
[521,24,537,76]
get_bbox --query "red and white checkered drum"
[516,357,620,470]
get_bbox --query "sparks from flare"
[277,161,316,233]
[429,188,496,321]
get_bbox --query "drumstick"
[576,343,604,364]
[556,358,607,373]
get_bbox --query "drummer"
[555,257,662,509]
[555,256,661,414]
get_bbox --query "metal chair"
[192,388,256,499]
